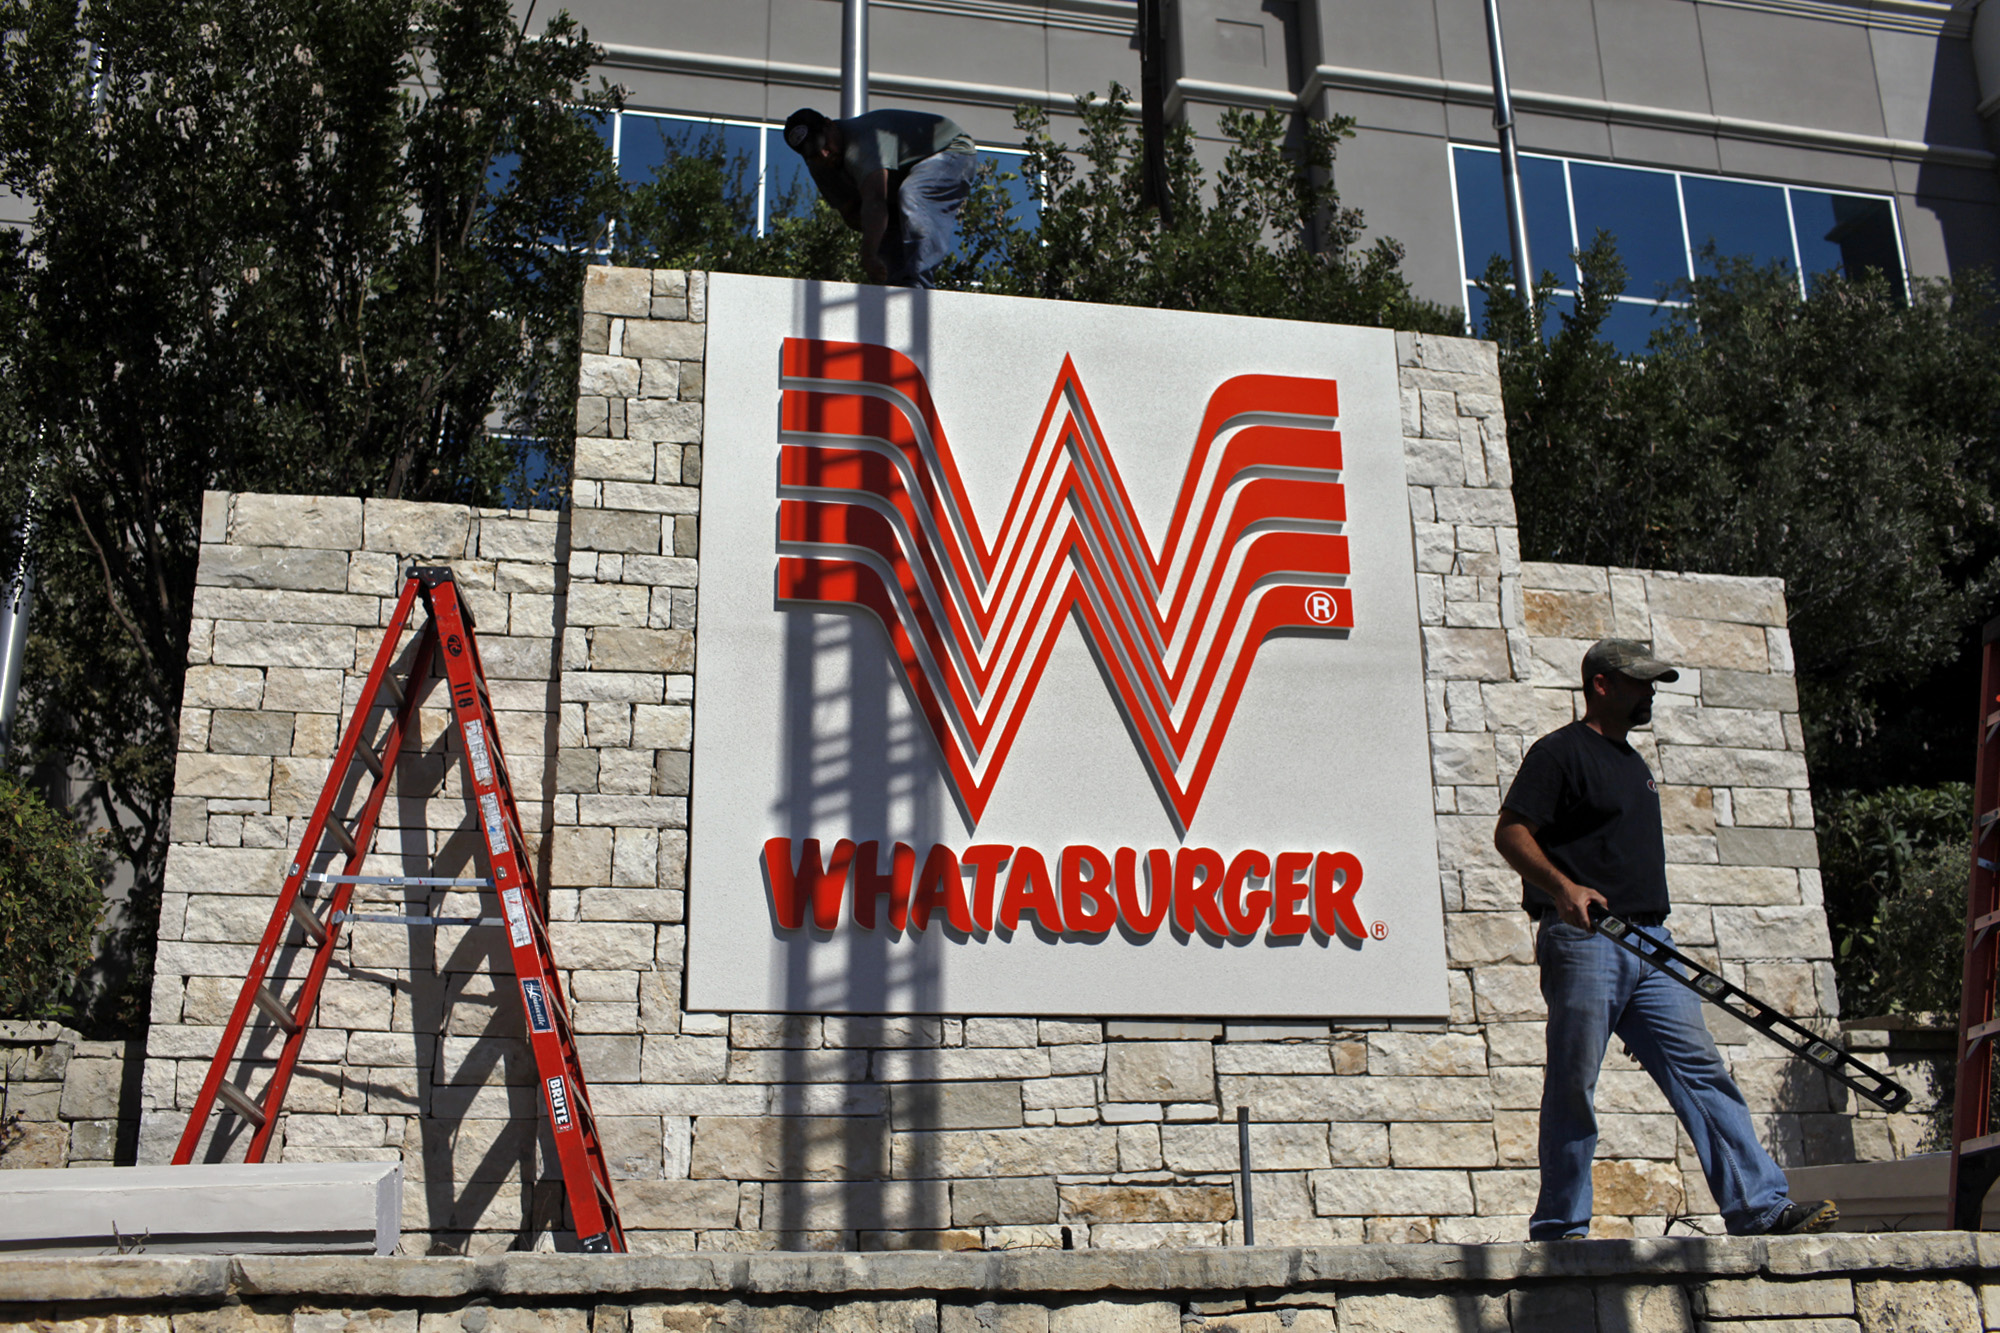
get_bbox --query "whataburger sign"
[689,275,1448,1017]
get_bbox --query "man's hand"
[1494,810,1607,929]
[1546,877,1608,930]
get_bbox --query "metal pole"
[0,509,33,759]
[1483,0,1535,314]
[1237,1104,1255,1245]
[1137,0,1174,226]
[840,0,868,119]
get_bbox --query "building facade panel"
[1592,0,1716,115]
[1695,6,1890,139]
[1308,1,1445,81]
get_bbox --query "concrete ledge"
[1787,1153,2000,1231]
[1,1234,1997,1304]
[0,1162,400,1256]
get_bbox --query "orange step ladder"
[172,566,625,1252]
[1950,612,2000,1230]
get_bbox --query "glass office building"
[553,0,1994,339]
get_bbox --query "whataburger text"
[762,839,1367,943]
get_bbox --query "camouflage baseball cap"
[1581,637,1680,684]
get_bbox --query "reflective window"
[1454,149,1573,287]
[1451,145,1906,355]
[605,110,1033,239]
[1680,175,1793,275]
[1791,190,1906,301]
[1569,162,1683,297]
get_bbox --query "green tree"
[613,126,864,282]
[614,88,1461,335]
[1815,783,1972,1015]
[0,776,106,1022]
[1478,242,2000,778]
[0,0,621,1031]
[971,89,1457,332]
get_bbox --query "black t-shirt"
[1501,720,1671,917]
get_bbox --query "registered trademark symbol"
[1370,920,1388,940]
[1304,590,1338,624]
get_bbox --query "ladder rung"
[252,984,300,1032]
[288,897,328,945]
[353,738,383,779]
[307,874,493,887]
[379,672,404,706]
[1975,908,2000,935]
[332,912,503,928]
[1967,1018,2000,1053]
[326,819,358,856]
[1960,1130,2000,1157]
[215,1082,268,1128]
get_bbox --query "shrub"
[0,776,106,1021]
[1815,783,1970,1015]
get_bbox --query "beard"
[1628,697,1654,727]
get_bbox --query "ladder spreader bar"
[307,874,493,886]
[333,912,504,928]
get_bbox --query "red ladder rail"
[419,569,625,1253]
[173,575,433,1163]
[1950,612,2000,1229]
[173,567,624,1252]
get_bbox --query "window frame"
[1446,143,1910,347]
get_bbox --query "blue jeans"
[880,150,978,288]
[1531,917,1793,1238]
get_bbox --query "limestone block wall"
[0,1021,137,1169]
[140,268,1850,1254]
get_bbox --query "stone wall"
[0,1021,136,1169]
[139,268,1855,1254]
[2,1236,1997,1332]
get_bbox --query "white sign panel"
[687,273,1446,1016]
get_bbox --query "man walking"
[782,106,979,288]
[1493,638,1837,1239]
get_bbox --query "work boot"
[1765,1199,1838,1234]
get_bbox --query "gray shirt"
[838,110,974,185]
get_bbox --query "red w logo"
[776,338,1353,831]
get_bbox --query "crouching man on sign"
[782,106,978,288]
[1493,637,1836,1239]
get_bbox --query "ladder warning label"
[464,720,493,785]
[520,978,554,1032]
[501,887,532,948]
[479,792,508,860]
[546,1075,572,1128]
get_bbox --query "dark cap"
[1581,637,1680,684]
[783,107,829,154]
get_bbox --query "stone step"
[1785,1152,2000,1231]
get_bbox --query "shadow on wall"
[772,283,949,1244]
[1916,22,2000,278]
